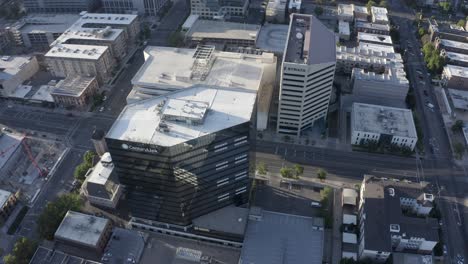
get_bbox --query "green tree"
[256,162,268,175]
[457,19,466,28]
[294,164,304,176]
[418,27,426,37]
[366,0,377,12]
[83,150,96,166]
[452,120,464,132]
[280,166,295,178]
[379,0,388,7]
[168,31,184,47]
[439,2,451,13]
[74,163,90,181]
[142,25,151,39]
[37,193,83,240]
[453,142,465,159]
[317,168,327,181]
[314,6,324,16]
[3,238,38,264]
[433,242,443,256]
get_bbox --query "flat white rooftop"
[353,67,408,84]
[186,19,260,41]
[288,0,301,10]
[55,211,109,247]
[358,32,393,45]
[45,44,108,60]
[371,6,388,22]
[339,21,350,36]
[0,189,12,208]
[355,21,390,32]
[107,85,257,147]
[439,39,468,51]
[256,24,288,54]
[358,42,395,54]
[352,103,417,138]
[353,5,368,14]
[448,88,468,110]
[182,15,199,31]
[78,12,138,26]
[87,153,113,185]
[445,51,468,63]
[132,46,274,91]
[0,56,35,81]
[31,85,55,102]
[10,85,32,99]
[444,64,468,78]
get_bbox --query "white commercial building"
[277,14,336,136]
[358,176,438,262]
[336,46,403,74]
[339,20,350,41]
[102,0,169,16]
[353,5,369,21]
[82,152,122,209]
[337,4,368,22]
[129,45,277,130]
[358,42,395,54]
[266,0,287,23]
[190,0,249,20]
[357,32,393,46]
[4,14,80,50]
[355,21,391,35]
[351,103,417,150]
[370,6,389,24]
[352,67,409,102]
[0,56,39,98]
[45,44,113,84]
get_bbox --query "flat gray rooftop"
[192,205,249,235]
[186,19,260,41]
[7,14,80,34]
[358,32,393,45]
[445,51,468,63]
[0,189,12,208]
[107,85,256,147]
[352,103,417,138]
[355,21,390,31]
[0,56,35,81]
[55,211,109,247]
[29,247,100,264]
[240,209,324,264]
[393,253,433,264]
[256,24,288,54]
[140,233,241,264]
[102,228,145,264]
[285,14,336,65]
[448,88,468,110]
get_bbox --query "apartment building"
[81,152,122,209]
[351,103,418,150]
[190,0,249,19]
[442,64,468,90]
[105,85,256,227]
[429,19,468,43]
[435,38,468,55]
[4,14,80,50]
[0,56,39,98]
[358,175,439,262]
[355,21,391,35]
[336,46,403,74]
[23,0,99,13]
[370,6,389,24]
[45,44,113,84]
[277,14,336,136]
[337,4,368,22]
[358,32,393,47]
[50,76,99,109]
[441,50,468,67]
[103,0,169,16]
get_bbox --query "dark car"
[423,90,428,96]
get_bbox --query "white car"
[310,201,321,208]
[99,106,105,112]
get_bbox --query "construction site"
[0,131,66,204]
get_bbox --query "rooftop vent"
[423,193,434,202]
[388,188,395,197]
[389,224,400,233]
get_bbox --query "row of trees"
[3,238,37,264]
[73,151,96,182]
[422,43,445,74]
[280,164,304,179]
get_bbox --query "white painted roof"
[78,12,138,26]
[186,19,260,41]
[7,14,80,34]
[343,232,357,244]
[182,14,199,30]
[358,42,395,54]
[131,46,273,91]
[107,85,256,147]
[339,21,350,36]
[445,51,468,63]
[45,44,108,60]
[31,85,54,102]
[444,64,468,78]
[337,4,353,17]
[0,133,24,170]
[55,211,109,247]
[343,214,357,225]
[352,103,417,138]
[87,153,114,185]
[371,6,388,22]
[439,39,468,51]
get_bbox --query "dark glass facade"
[106,122,251,226]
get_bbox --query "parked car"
[310,201,321,208]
